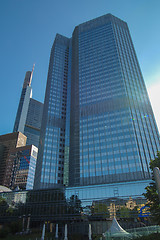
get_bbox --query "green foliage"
[0,196,9,216]
[91,202,110,219]
[143,152,160,224]
[116,206,130,218]
[0,196,6,204]
[0,221,22,238]
[0,226,10,238]
[18,189,68,218]
[116,205,139,219]
[149,152,160,171]
[68,195,83,215]
[6,206,14,214]
[0,196,8,206]
[8,221,22,234]
[69,233,88,240]
[0,232,42,240]
[130,206,139,218]
[92,234,103,240]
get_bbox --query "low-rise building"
[9,145,38,190]
[0,132,27,187]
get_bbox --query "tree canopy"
[143,152,160,224]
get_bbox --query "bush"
[0,226,10,238]
[9,221,22,234]
[0,220,22,238]
[69,234,88,240]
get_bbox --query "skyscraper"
[34,35,70,189]
[13,67,43,148]
[34,14,160,192]
[24,98,43,147]
[13,71,33,134]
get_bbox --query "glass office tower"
[13,69,43,148]
[13,71,33,134]
[34,14,160,190]
[69,14,160,186]
[34,34,70,189]
[24,98,43,147]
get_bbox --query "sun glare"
[147,81,160,133]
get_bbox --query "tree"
[91,202,110,219]
[116,206,130,218]
[68,195,83,216]
[24,188,68,219]
[143,152,160,224]
[0,196,9,216]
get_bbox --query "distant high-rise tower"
[34,35,70,189]
[24,98,43,147]
[34,14,160,191]
[13,70,33,134]
[13,67,43,147]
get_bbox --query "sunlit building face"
[34,14,160,190]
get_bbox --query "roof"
[104,217,130,238]
[0,185,12,193]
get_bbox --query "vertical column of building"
[63,41,72,186]
[34,34,70,189]
[69,27,80,186]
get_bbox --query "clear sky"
[0,0,160,135]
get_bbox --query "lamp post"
[55,224,58,239]
[89,224,92,240]
[22,215,25,232]
[26,214,31,233]
[64,224,68,240]
[41,223,45,240]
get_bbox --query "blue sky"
[0,0,160,135]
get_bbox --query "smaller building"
[9,145,38,190]
[0,132,38,190]
[0,132,27,187]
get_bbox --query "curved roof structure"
[0,185,12,193]
[104,217,130,238]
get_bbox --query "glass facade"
[13,71,33,133]
[9,145,38,190]
[26,145,38,190]
[0,185,149,223]
[34,14,160,191]
[24,98,43,148]
[66,180,151,205]
[69,14,160,186]
[34,34,71,189]
[13,71,43,148]
[1,187,160,238]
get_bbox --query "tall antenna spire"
[32,63,35,74]
[29,63,35,86]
